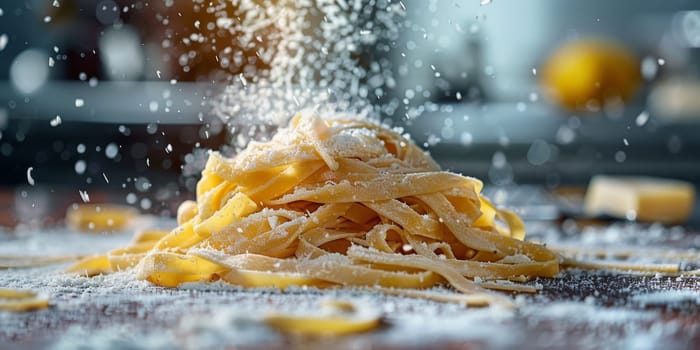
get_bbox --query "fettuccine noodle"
[0,288,50,312]
[68,114,560,305]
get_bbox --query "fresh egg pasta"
[68,114,561,305]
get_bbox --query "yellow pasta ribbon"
[67,114,562,305]
[264,300,382,335]
[0,289,50,312]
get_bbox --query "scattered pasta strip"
[683,269,700,276]
[373,287,510,307]
[0,230,167,271]
[263,300,382,336]
[68,114,562,305]
[552,245,700,275]
[561,257,680,274]
[552,246,700,261]
[66,204,138,232]
[1,255,84,269]
[0,288,50,312]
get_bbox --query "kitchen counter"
[1,204,699,349]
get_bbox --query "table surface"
[1,215,700,349]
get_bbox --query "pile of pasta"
[69,114,560,305]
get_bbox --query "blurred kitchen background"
[1,0,699,226]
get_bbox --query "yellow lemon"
[541,40,641,111]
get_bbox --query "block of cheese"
[584,175,696,224]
